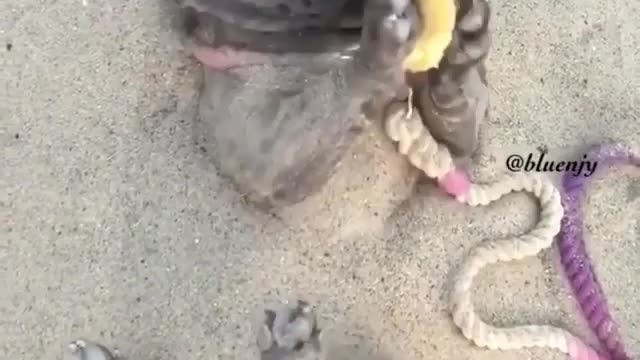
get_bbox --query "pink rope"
[567,335,610,360]
[558,143,639,360]
[438,168,471,197]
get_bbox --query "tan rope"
[383,103,605,360]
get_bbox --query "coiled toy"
[558,143,639,360]
[383,102,607,360]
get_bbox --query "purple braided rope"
[558,143,640,360]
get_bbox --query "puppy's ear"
[309,328,323,352]
[256,324,274,351]
[257,309,278,351]
[181,6,200,36]
[264,309,277,328]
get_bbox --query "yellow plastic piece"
[403,0,457,72]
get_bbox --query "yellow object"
[403,0,457,72]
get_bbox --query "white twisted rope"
[384,103,605,360]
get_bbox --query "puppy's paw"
[65,339,118,360]
[358,0,419,83]
[445,0,491,67]
[257,300,322,358]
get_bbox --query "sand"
[1,0,638,359]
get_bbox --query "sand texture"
[1,0,639,359]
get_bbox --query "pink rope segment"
[567,334,611,360]
[558,143,640,360]
[438,167,472,197]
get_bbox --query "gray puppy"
[175,0,491,209]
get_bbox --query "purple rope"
[558,143,640,360]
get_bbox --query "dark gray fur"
[177,0,491,208]
[410,0,491,157]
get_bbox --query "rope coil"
[383,102,608,360]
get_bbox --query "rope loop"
[384,103,610,360]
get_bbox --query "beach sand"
[1,0,638,359]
